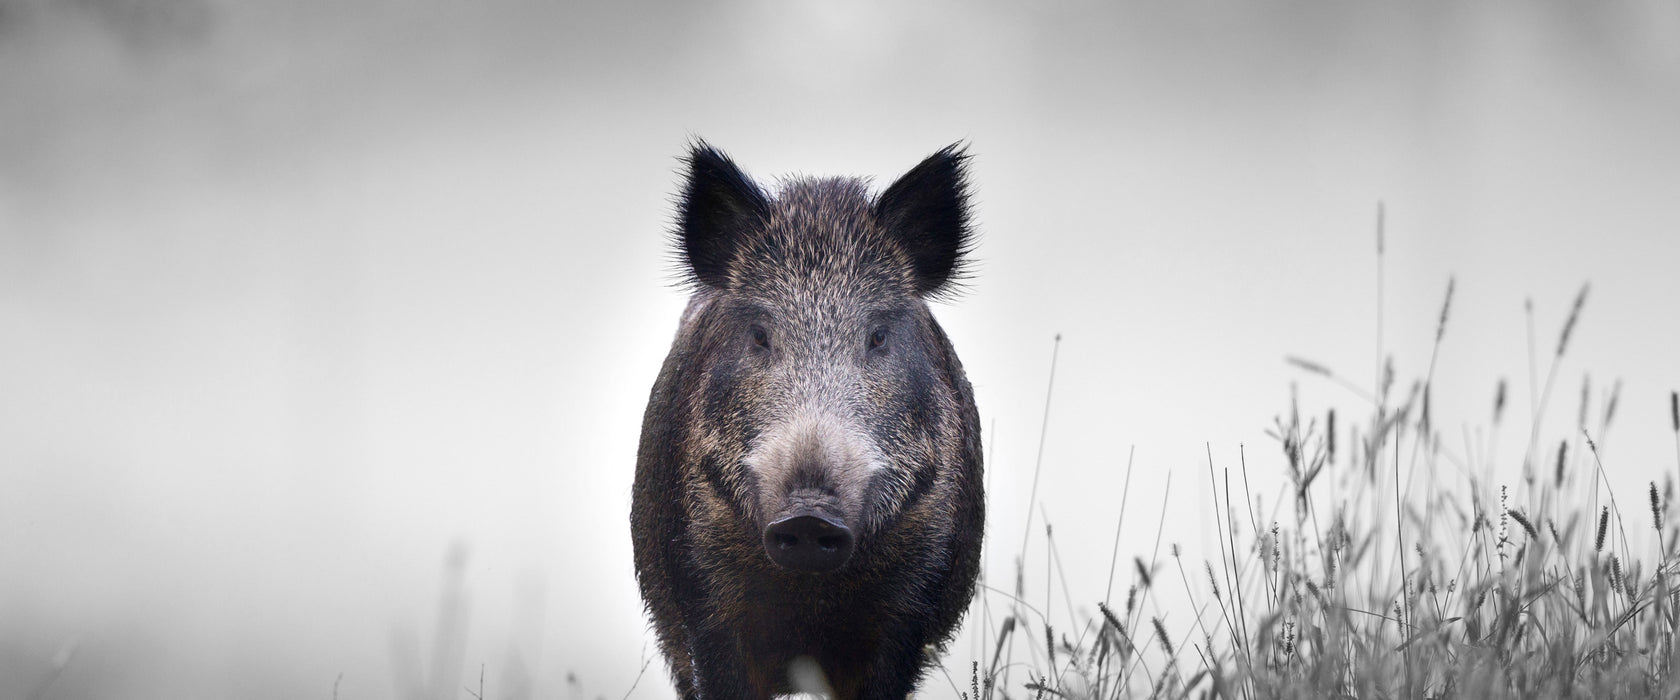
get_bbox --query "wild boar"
[632,141,984,700]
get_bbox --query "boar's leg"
[854,621,932,700]
[686,623,774,700]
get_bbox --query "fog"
[2,1,1678,697]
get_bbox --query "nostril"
[763,514,855,573]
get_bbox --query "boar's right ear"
[678,141,769,289]
[873,143,974,298]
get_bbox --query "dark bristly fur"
[632,142,984,700]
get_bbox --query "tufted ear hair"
[677,141,769,288]
[873,143,975,298]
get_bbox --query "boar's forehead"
[726,179,917,313]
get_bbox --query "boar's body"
[632,143,984,700]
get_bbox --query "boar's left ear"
[678,140,770,289]
[873,143,975,297]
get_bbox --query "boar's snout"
[764,512,855,573]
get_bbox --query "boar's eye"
[750,324,771,351]
[867,327,888,352]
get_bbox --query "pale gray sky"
[2,1,1678,698]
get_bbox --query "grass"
[945,240,1680,698]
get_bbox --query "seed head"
[1507,509,1538,539]
[1436,276,1455,343]
[1271,521,1282,570]
[1652,481,1663,532]
[1285,356,1330,377]
[1327,409,1337,465]
[1152,617,1174,657]
[1097,601,1125,636]
[1596,506,1610,553]
[1558,283,1589,358]
[1555,440,1568,488]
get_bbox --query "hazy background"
[3,1,1678,698]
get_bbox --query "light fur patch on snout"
[741,412,877,524]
